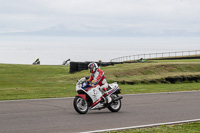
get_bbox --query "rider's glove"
[92,80,98,85]
[94,80,98,85]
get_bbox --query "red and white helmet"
[88,62,98,73]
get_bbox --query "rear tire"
[73,96,88,114]
[107,94,121,112]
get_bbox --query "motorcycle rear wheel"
[73,96,89,114]
[107,94,121,112]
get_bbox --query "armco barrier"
[110,50,200,62]
[70,62,123,73]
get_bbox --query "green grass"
[0,64,74,100]
[103,61,200,83]
[109,122,200,133]
[0,59,200,100]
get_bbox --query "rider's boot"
[106,95,112,104]
[103,88,112,104]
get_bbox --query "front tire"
[73,96,88,114]
[107,94,121,112]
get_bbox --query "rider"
[88,62,112,104]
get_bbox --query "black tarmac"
[0,91,200,133]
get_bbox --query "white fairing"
[76,78,87,92]
[76,78,119,110]
[109,82,119,90]
[76,80,103,102]
[87,85,102,103]
[76,82,82,92]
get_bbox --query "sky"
[0,0,200,36]
[1,0,200,64]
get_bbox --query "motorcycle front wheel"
[73,96,89,114]
[107,94,121,112]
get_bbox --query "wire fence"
[110,50,200,62]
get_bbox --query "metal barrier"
[110,50,200,62]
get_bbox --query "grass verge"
[0,59,200,100]
[109,122,200,133]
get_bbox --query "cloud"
[0,0,200,36]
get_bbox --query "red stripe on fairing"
[108,88,118,95]
[92,96,103,107]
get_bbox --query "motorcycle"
[73,76,123,114]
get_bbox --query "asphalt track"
[0,91,200,133]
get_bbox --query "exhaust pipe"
[113,96,123,101]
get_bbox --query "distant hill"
[1,24,200,37]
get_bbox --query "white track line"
[80,119,200,133]
[0,90,199,103]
